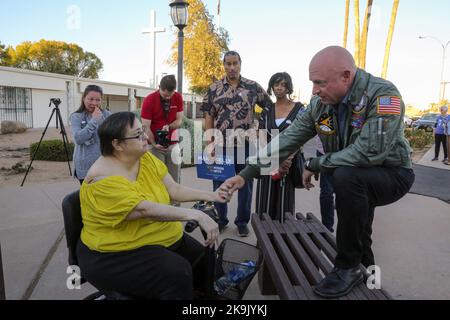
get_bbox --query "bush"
[404,128,434,149]
[30,140,74,161]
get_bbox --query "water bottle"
[214,260,257,295]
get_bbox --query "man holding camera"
[141,75,184,184]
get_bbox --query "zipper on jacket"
[378,117,383,151]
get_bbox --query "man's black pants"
[435,134,448,159]
[331,166,415,269]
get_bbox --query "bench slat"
[279,219,324,285]
[252,215,301,300]
[304,214,390,300]
[252,213,392,300]
[285,213,334,274]
[263,218,316,300]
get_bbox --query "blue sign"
[196,154,236,182]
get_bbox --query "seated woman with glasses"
[76,112,230,300]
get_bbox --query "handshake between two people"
[217,164,320,200]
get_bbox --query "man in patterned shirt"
[201,51,272,237]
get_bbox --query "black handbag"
[289,152,306,189]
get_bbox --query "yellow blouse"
[80,152,183,252]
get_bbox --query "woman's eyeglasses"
[122,131,147,141]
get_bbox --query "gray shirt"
[70,110,111,179]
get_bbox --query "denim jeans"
[212,143,254,227]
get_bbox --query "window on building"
[0,86,32,113]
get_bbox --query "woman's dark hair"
[75,85,104,113]
[267,72,294,99]
[98,112,136,156]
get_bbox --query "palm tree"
[382,0,400,79]
[354,0,361,67]
[343,0,350,48]
[360,0,373,69]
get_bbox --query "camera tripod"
[21,99,72,187]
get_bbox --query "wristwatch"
[304,158,314,172]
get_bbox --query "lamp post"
[443,82,450,102]
[419,35,450,102]
[170,0,189,94]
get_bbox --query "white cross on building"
[142,10,166,89]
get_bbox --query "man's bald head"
[309,46,358,105]
[310,46,357,74]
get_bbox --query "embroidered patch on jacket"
[377,96,401,115]
[351,113,365,129]
[315,112,335,135]
[353,95,368,113]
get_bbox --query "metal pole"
[439,44,445,102]
[420,36,450,102]
[0,243,5,300]
[440,41,450,102]
[177,29,184,94]
[443,82,450,101]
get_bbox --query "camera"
[155,130,171,148]
[185,201,220,233]
[50,98,61,107]
[155,130,182,148]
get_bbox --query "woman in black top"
[255,72,305,220]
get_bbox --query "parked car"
[411,113,439,132]
[404,116,413,127]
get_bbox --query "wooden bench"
[251,212,392,300]
[0,243,5,300]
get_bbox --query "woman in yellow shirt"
[77,112,230,300]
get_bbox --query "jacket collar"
[346,68,370,106]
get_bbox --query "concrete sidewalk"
[417,147,450,170]
[1,150,449,300]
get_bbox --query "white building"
[0,66,203,129]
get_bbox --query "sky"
[1,0,450,109]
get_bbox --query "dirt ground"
[0,126,430,188]
[0,127,75,188]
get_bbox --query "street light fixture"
[419,35,450,102]
[170,0,189,94]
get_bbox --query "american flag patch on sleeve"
[377,96,401,115]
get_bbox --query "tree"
[381,0,400,79]
[360,0,373,69]
[353,0,361,67]
[343,0,350,48]
[427,99,450,113]
[0,41,8,65]
[4,39,103,78]
[169,0,229,94]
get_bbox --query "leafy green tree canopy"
[0,39,103,79]
[169,0,229,94]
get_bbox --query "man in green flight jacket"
[222,46,415,298]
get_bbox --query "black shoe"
[313,267,363,298]
[219,224,228,233]
[432,157,438,161]
[237,225,249,237]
